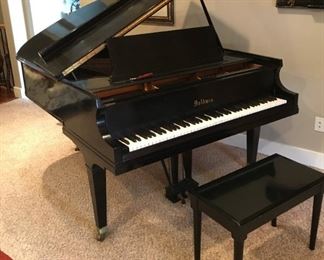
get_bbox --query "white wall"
[208,0,324,154]
[29,0,64,35]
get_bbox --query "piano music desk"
[189,154,324,260]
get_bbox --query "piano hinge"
[62,43,106,76]
[114,0,172,37]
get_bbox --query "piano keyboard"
[110,96,287,152]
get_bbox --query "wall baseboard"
[221,134,324,170]
[13,86,24,98]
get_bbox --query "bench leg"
[193,209,202,260]
[309,193,323,250]
[233,236,246,260]
[271,218,277,227]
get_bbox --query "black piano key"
[158,126,167,134]
[256,97,269,104]
[225,106,239,112]
[239,102,251,109]
[137,131,149,139]
[165,121,179,130]
[263,96,276,102]
[134,129,148,140]
[171,123,181,130]
[143,130,155,137]
[139,130,155,138]
[197,114,211,121]
[234,104,246,110]
[233,104,244,111]
[120,138,130,145]
[161,123,175,132]
[214,111,225,116]
[184,117,201,125]
[182,120,191,127]
[174,120,189,127]
[126,135,138,142]
[205,113,216,118]
[249,100,260,107]
[152,127,165,135]
[206,111,221,118]
[144,128,156,137]
[217,108,231,115]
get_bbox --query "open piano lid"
[17,0,173,79]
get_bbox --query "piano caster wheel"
[75,147,80,151]
[96,226,108,241]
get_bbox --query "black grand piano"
[17,0,298,241]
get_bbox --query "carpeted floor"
[0,99,323,260]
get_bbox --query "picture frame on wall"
[144,1,175,25]
[78,0,175,25]
[276,0,324,8]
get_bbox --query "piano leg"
[246,127,261,164]
[86,164,108,241]
[165,155,180,202]
[171,155,179,185]
[182,150,193,179]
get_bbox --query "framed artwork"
[144,1,175,25]
[276,0,324,8]
[77,0,175,25]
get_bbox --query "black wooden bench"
[189,154,324,260]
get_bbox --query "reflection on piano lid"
[18,0,187,79]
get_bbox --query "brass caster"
[96,226,108,241]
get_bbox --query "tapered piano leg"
[182,150,193,179]
[165,155,180,202]
[247,127,260,164]
[170,155,179,185]
[86,164,108,241]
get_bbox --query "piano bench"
[189,154,324,260]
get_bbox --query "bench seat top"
[194,154,324,225]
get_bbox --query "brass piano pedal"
[179,192,186,204]
[165,178,198,203]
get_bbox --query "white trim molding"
[221,134,324,170]
[13,86,25,98]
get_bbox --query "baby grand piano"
[17,0,298,240]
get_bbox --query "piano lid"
[17,0,172,79]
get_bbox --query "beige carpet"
[0,99,323,260]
